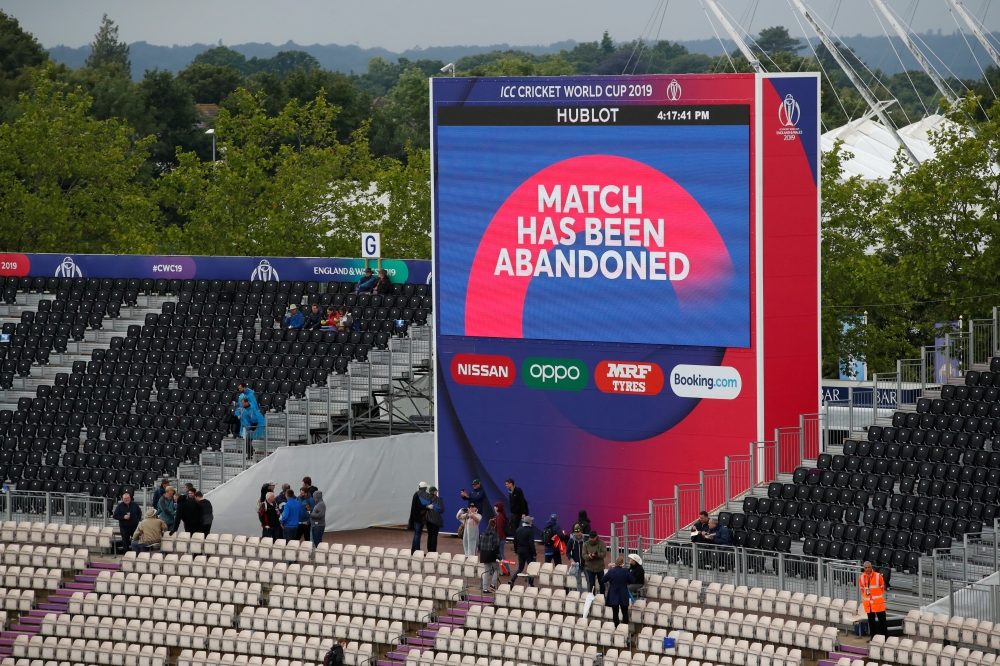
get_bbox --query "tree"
[0,68,156,254]
[156,89,370,256]
[0,10,48,115]
[752,26,804,56]
[600,31,616,56]
[177,63,241,104]
[85,14,130,76]
[191,46,248,73]
[133,68,207,170]
[246,50,320,77]
[369,67,430,161]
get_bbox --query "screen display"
[435,104,751,348]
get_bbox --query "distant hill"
[46,32,1000,80]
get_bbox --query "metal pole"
[949,579,955,618]
[699,471,706,512]
[45,492,50,525]
[918,557,923,605]
[799,414,805,465]
[622,516,629,558]
[779,552,785,591]
[724,457,731,503]
[649,499,655,543]
[674,485,681,536]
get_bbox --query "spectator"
[582,530,608,594]
[408,481,429,552]
[627,554,645,596]
[276,484,291,513]
[373,269,391,295]
[297,487,314,541]
[604,555,636,626]
[493,502,508,561]
[195,491,213,535]
[238,382,259,411]
[576,510,592,536]
[511,515,536,586]
[356,268,377,293]
[336,307,352,331]
[419,486,443,552]
[690,510,711,543]
[478,518,501,593]
[322,307,339,329]
[257,481,275,511]
[156,486,176,528]
[705,516,732,545]
[310,491,326,546]
[303,303,324,330]
[506,478,528,529]
[460,479,486,513]
[258,491,281,539]
[112,493,140,554]
[151,478,170,510]
[566,524,587,593]
[175,486,203,534]
[542,514,567,565]
[280,489,300,542]
[132,509,166,553]
[237,397,262,458]
[302,477,318,497]
[323,637,346,666]
[456,504,482,557]
[285,304,303,329]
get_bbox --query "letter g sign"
[362,232,381,259]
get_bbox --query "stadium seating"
[0,277,432,498]
[714,361,1000,572]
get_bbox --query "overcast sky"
[4,0,998,50]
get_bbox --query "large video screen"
[435,104,751,348]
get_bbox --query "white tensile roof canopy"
[821,113,954,181]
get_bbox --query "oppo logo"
[522,357,588,391]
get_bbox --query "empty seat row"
[0,523,111,550]
[10,636,168,665]
[0,545,88,570]
[903,611,1000,647]
[869,634,999,666]
[70,585,259,615]
[0,565,62,590]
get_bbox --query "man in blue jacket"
[237,382,258,411]
[706,517,732,545]
[356,268,378,293]
[296,487,314,541]
[460,479,486,513]
[236,397,263,459]
[285,304,303,329]
[280,489,300,542]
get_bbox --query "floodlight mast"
[871,0,957,106]
[700,0,765,73]
[788,0,920,165]
[946,0,1000,68]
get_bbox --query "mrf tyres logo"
[670,364,742,400]
[595,361,664,395]
[522,357,588,391]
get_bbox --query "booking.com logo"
[522,357,588,391]
[670,364,742,400]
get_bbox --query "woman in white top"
[456,504,483,557]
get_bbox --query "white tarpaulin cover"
[206,432,434,536]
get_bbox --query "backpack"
[542,526,555,548]
[323,645,344,666]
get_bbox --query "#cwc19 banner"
[0,254,432,285]
[432,74,820,534]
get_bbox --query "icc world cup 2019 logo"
[54,257,82,278]
[776,93,803,140]
[250,259,279,281]
[666,79,682,101]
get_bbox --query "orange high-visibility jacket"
[860,570,886,613]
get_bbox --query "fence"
[0,490,111,527]
[653,541,861,604]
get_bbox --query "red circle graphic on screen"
[463,154,735,338]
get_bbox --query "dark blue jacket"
[357,275,378,292]
[285,311,303,329]
[466,486,486,512]
[709,524,732,546]
[603,566,635,606]
[280,497,300,528]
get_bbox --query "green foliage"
[821,97,1000,376]
[369,67,430,161]
[352,57,444,97]
[0,68,156,254]
[751,26,804,56]
[0,11,47,119]
[192,46,320,78]
[177,63,241,104]
[85,14,130,77]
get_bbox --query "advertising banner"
[0,253,432,285]
[433,74,820,534]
